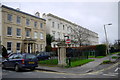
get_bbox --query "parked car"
[36,52,51,60]
[2,53,38,72]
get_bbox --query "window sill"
[7,35,12,37]
[17,36,21,38]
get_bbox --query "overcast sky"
[1,0,118,44]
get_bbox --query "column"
[34,43,36,53]
[26,43,28,53]
[57,44,67,67]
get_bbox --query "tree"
[113,40,120,51]
[46,34,53,46]
[2,45,8,58]
[70,26,90,46]
[46,34,53,52]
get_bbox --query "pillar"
[26,43,28,53]
[57,43,67,67]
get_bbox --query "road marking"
[103,74,116,76]
[115,68,120,72]
[103,73,118,77]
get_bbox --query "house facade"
[43,13,98,47]
[0,5,46,53]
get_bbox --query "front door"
[28,44,30,53]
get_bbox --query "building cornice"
[2,5,46,21]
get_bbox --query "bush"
[102,60,112,64]
[117,53,120,55]
[96,44,107,56]
[112,56,118,59]
[46,45,52,52]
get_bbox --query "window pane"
[40,23,43,28]
[25,54,36,59]
[40,33,43,39]
[26,30,30,37]
[7,27,12,35]
[58,24,59,29]
[52,22,54,28]
[34,32,38,38]
[16,16,21,24]
[16,28,21,36]
[16,43,21,50]
[26,19,30,26]
[7,14,12,21]
[34,21,37,27]
[7,42,12,50]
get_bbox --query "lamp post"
[104,23,112,61]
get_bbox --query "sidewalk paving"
[36,54,119,74]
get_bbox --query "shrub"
[96,44,107,56]
[46,45,52,52]
[102,60,112,64]
[117,53,120,55]
[112,56,118,59]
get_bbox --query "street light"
[104,23,112,61]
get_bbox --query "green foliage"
[39,59,58,65]
[112,56,118,59]
[96,56,105,58]
[102,60,112,64]
[117,53,120,55]
[88,56,105,58]
[46,45,52,52]
[2,45,8,58]
[39,59,94,68]
[46,34,53,45]
[96,44,107,56]
[69,59,94,67]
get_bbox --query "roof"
[47,13,98,35]
[2,5,46,21]
[47,13,77,26]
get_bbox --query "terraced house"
[0,5,46,53]
[43,13,98,47]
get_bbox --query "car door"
[4,54,15,68]
[10,54,23,68]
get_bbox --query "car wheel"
[15,65,20,72]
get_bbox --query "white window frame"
[7,14,12,22]
[16,28,21,37]
[40,32,44,40]
[34,32,38,39]
[7,27,12,36]
[7,41,12,53]
[16,16,21,24]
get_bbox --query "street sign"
[66,39,71,44]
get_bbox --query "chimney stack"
[35,12,40,17]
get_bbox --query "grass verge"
[102,60,112,64]
[68,59,94,67]
[88,56,105,58]
[38,59,94,68]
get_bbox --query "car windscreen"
[25,54,36,59]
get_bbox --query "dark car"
[36,52,51,60]
[2,53,38,72]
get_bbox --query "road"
[1,63,119,79]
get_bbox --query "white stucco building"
[43,13,99,47]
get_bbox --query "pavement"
[36,53,120,74]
